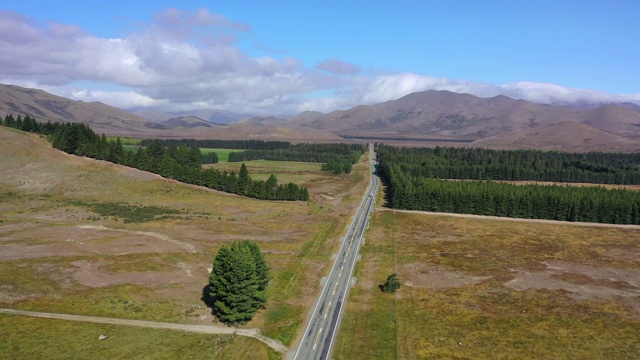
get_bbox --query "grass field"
[0,314,280,360]
[335,207,640,359]
[202,148,238,162]
[208,160,324,185]
[106,137,141,145]
[0,127,370,358]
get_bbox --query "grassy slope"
[0,127,369,358]
[336,208,640,359]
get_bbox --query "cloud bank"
[0,9,638,116]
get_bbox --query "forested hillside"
[0,114,309,201]
[377,145,640,224]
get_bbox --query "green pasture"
[106,137,141,145]
[201,148,237,162]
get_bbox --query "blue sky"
[1,0,638,114]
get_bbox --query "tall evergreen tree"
[208,241,270,324]
[238,163,251,195]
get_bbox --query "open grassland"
[0,127,370,358]
[0,314,279,360]
[336,208,640,359]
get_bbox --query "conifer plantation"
[145,139,366,175]
[208,241,270,324]
[378,145,640,224]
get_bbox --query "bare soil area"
[385,208,640,229]
[0,224,188,261]
[401,262,492,290]
[505,260,640,310]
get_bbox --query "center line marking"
[313,328,323,350]
[333,282,338,295]
[324,301,332,319]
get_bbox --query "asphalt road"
[292,144,378,360]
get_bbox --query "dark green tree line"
[380,160,640,225]
[376,145,640,185]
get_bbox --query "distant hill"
[164,116,213,128]
[0,84,341,141]
[472,121,640,152]
[134,108,248,124]
[292,90,640,151]
[234,116,289,126]
[0,84,160,135]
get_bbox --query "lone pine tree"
[208,240,269,324]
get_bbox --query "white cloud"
[0,9,638,116]
[316,59,362,75]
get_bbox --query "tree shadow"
[373,165,392,208]
[201,284,215,311]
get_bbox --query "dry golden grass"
[336,208,640,359]
[0,126,370,357]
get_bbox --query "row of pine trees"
[377,144,640,184]
[144,139,366,175]
[378,145,640,225]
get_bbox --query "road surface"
[292,144,378,360]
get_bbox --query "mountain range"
[0,84,340,141]
[1,83,640,152]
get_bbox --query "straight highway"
[292,143,378,360]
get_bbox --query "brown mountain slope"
[0,84,158,134]
[295,90,640,146]
[580,105,640,139]
[164,116,213,128]
[472,121,640,152]
[0,84,341,141]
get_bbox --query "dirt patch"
[78,225,196,253]
[605,248,640,263]
[400,262,491,289]
[544,260,640,287]
[0,225,189,261]
[71,260,186,288]
[504,261,640,304]
[384,208,640,229]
